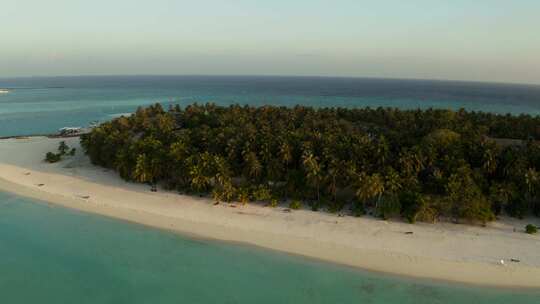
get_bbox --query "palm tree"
[191,165,209,192]
[525,168,539,205]
[133,154,155,187]
[398,148,424,177]
[326,159,341,202]
[384,168,402,195]
[482,147,498,175]
[280,142,293,198]
[244,151,262,183]
[214,156,231,187]
[115,149,132,180]
[188,158,211,193]
[303,151,322,202]
[355,172,385,207]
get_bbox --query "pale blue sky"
[1,0,539,84]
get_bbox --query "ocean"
[1,75,540,137]
[1,76,540,302]
[1,191,539,303]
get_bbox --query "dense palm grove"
[81,103,540,223]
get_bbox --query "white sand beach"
[1,136,539,288]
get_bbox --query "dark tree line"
[81,103,540,224]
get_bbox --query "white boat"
[0,89,9,94]
[58,127,82,136]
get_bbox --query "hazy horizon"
[1,1,539,85]
[2,74,540,87]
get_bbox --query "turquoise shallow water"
[1,191,539,303]
[1,76,540,137]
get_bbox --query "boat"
[58,127,83,136]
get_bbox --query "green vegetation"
[81,103,540,223]
[525,224,538,234]
[289,200,302,210]
[269,199,279,208]
[44,141,76,163]
[45,152,62,163]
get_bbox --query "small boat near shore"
[0,89,10,94]
[58,127,83,136]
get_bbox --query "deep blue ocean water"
[1,191,539,303]
[1,75,540,137]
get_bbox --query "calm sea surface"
[1,76,540,137]
[1,76,540,302]
[1,191,539,303]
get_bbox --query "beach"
[1,136,539,288]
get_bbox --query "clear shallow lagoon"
[1,76,540,137]
[1,191,539,303]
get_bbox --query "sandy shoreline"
[1,137,540,288]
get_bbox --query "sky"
[1,0,539,84]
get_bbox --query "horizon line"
[1,73,539,88]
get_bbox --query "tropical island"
[81,103,540,224]
[0,103,539,288]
